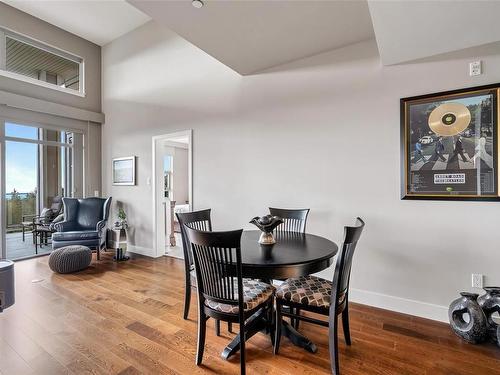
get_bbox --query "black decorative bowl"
[249,215,283,244]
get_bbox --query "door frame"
[151,129,192,258]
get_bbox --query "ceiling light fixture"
[192,0,204,8]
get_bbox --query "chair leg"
[196,311,206,365]
[294,308,301,330]
[268,299,275,348]
[183,277,191,320]
[215,319,220,336]
[228,322,233,333]
[329,314,340,375]
[240,320,246,375]
[97,246,101,260]
[274,300,282,354]
[342,305,351,346]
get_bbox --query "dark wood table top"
[240,230,338,279]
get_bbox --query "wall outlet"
[469,61,482,76]
[472,273,484,288]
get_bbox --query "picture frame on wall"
[112,156,136,186]
[401,83,500,201]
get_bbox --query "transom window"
[0,27,84,96]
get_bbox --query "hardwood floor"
[1,252,499,375]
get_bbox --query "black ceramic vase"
[477,287,500,344]
[448,292,488,344]
[497,325,500,347]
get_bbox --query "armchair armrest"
[96,219,108,234]
[48,214,64,231]
[52,220,78,232]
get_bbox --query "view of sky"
[5,123,38,194]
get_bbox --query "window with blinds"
[0,28,84,95]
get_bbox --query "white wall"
[102,21,500,322]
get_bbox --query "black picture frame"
[401,83,500,201]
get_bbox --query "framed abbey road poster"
[401,83,500,201]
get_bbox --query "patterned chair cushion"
[276,275,340,308]
[204,279,274,314]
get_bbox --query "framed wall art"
[401,83,500,201]
[112,156,136,186]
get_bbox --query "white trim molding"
[349,288,449,323]
[151,130,193,258]
[127,245,158,258]
[0,89,104,123]
[0,70,85,97]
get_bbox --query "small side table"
[107,227,129,261]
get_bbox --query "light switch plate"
[469,61,482,76]
[472,273,483,288]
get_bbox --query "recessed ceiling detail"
[5,0,500,72]
[128,0,375,75]
[367,0,500,65]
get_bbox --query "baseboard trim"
[127,245,159,258]
[349,288,449,323]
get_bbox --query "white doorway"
[151,130,192,258]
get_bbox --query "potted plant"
[117,208,128,229]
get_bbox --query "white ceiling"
[3,0,150,46]
[128,0,375,75]
[5,0,500,73]
[368,1,500,65]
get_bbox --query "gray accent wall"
[0,3,102,199]
[102,21,500,321]
[0,3,101,113]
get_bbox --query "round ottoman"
[49,246,92,274]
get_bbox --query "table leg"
[221,307,317,360]
[281,320,318,353]
[221,307,268,360]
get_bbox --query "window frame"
[0,27,85,97]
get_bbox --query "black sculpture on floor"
[478,287,500,345]
[449,292,488,344]
[449,288,500,345]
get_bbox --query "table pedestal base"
[221,312,317,360]
[281,320,317,353]
[221,308,268,360]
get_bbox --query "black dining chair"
[185,226,274,375]
[269,207,310,328]
[274,217,365,375]
[176,209,212,320]
[269,207,310,233]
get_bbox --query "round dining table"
[222,230,338,360]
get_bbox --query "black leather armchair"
[52,197,112,260]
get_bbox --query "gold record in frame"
[428,102,471,136]
[400,84,500,201]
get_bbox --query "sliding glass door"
[1,121,84,260]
